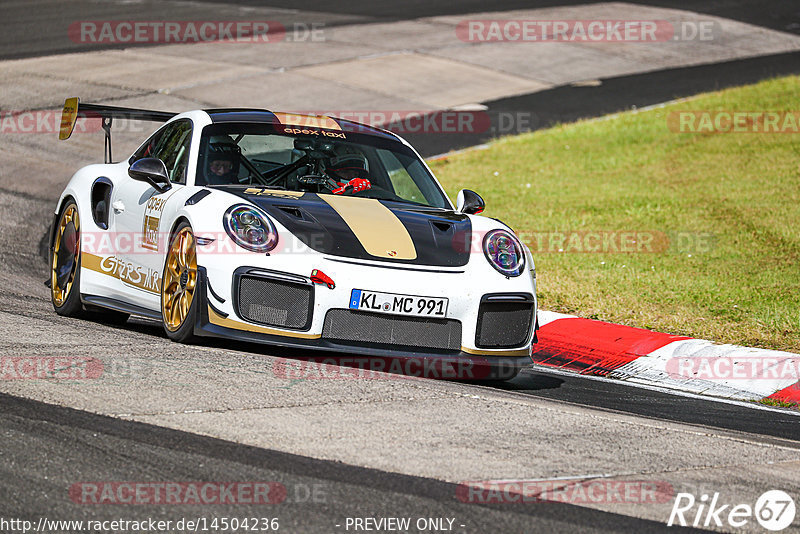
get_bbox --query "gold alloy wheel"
[161,227,197,332]
[51,203,80,307]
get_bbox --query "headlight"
[483,229,525,277]
[223,205,278,253]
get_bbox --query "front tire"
[161,222,198,342]
[51,200,83,317]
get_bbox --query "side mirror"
[129,158,171,193]
[456,189,485,215]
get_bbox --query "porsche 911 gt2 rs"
[49,98,538,380]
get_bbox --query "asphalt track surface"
[196,0,800,32]
[3,1,799,157]
[503,369,800,443]
[407,51,800,157]
[2,0,799,60]
[3,1,800,532]
[0,392,711,533]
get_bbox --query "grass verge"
[756,398,799,410]
[430,75,800,352]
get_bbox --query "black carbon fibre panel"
[237,276,312,329]
[476,302,533,349]
[322,309,461,350]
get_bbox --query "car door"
[110,119,193,309]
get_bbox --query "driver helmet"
[206,142,241,184]
[328,153,368,182]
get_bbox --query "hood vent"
[431,221,453,233]
[276,205,304,219]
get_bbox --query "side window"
[130,120,192,184]
[132,128,165,162]
[153,121,192,185]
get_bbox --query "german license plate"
[349,289,448,318]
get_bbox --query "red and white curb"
[532,311,800,403]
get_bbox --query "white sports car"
[49,98,538,380]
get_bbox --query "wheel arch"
[49,195,84,316]
[161,214,199,341]
[167,215,192,243]
[48,194,78,263]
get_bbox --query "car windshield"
[196,121,450,209]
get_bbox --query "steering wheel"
[296,174,338,192]
[297,174,372,196]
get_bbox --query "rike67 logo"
[668,490,796,531]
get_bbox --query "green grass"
[757,398,800,410]
[429,75,800,352]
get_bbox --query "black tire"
[161,222,198,343]
[51,200,84,317]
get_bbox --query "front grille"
[476,301,534,348]
[236,275,312,330]
[322,309,462,351]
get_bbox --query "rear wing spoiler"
[59,97,176,163]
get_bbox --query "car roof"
[204,109,400,142]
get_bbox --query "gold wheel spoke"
[163,227,197,332]
[185,270,197,291]
[167,260,181,280]
[173,243,184,271]
[179,297,188,322]
[187,249,197,269]
[179,232,189,268]
[52,204,80,307]
[170,298,181,325]
[165,287,180,311]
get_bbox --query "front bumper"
[192,254,537,377]
[193,272,531,380]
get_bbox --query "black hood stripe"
[213,186,471,267]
